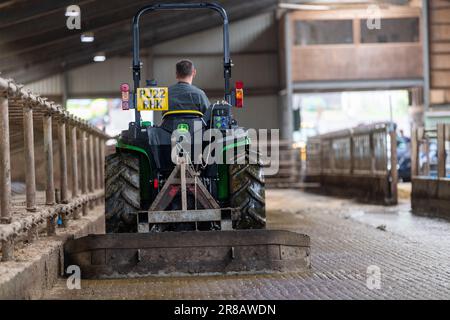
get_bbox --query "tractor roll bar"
[132,2,232,125]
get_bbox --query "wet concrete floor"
[42,190,450,300]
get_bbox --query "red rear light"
[235,81,244,108]
[153,179,159,189]
[121,83,130,110]
[120,83,130,92]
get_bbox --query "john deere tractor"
[64,3,309,279]
[105,2,265,234]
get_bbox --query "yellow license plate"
[136,87,169,111]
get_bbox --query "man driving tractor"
[166,59,210,114]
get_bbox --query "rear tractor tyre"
[105,152,141,233]
[229,157,266,229]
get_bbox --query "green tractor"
[106,2,265,234]
[64,3,310,278]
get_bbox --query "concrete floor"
[42,190,450,300]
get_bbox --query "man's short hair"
[176,60,194,78]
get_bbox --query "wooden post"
[44,113,56,235]
[71,125,79,197]
[88,134,95,209]
[349,134,354,175]
[27,224,38,243]
[329,139,335,173]
[58,119,69,204]
[1,238,14,262]
[44,113,55,205]
[370,133,376,174]
[389,128,398,204]
[437,123,446,178]
[319,138,323,177]
[23,105,36,211]
[81,130,88,215]
[95,136,103,205]
[93,136,99,205]
[0,95,11,225]
[60,209,68,228]
[46,216,56,236]
[411,127,419,177]
[70,125,80,219]
[424,136,430,176]
[0,94,13,261]
[100,139,105,189]
[95,136,101,189]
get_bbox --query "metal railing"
[304,122,398,205]
[0,77,110,262]
[411,124,450,218]
[410,125,450,178]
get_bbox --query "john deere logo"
[177,124,189,133]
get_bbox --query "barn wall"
[68,57,152,96]
[429,0,450,106]
[24,74,63,96]
[288,7,423,84]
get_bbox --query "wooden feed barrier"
[0,76,110,262]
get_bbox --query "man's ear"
[192,68,197,78]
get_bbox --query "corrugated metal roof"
[0,0,278,84]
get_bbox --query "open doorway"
[66,98,154,137]
[295,89,413,190]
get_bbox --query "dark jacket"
[167,82,210,114]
